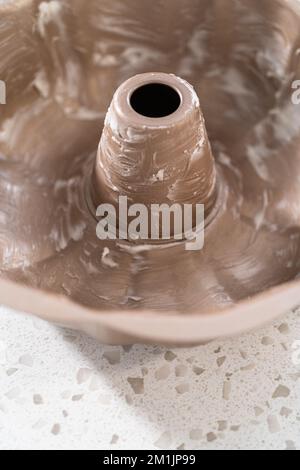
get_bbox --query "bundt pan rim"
[0,278,299,345]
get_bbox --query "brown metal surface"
[0,0,300,344]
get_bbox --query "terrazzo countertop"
[0,305,299,450]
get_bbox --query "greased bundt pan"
[1,0,300,345]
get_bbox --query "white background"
[0,305,299,450]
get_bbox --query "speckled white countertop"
[0,305,299,450]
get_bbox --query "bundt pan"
[1,0,300,345]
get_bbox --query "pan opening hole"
[130,83,181,118]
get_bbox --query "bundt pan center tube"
[0,0,300,345]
